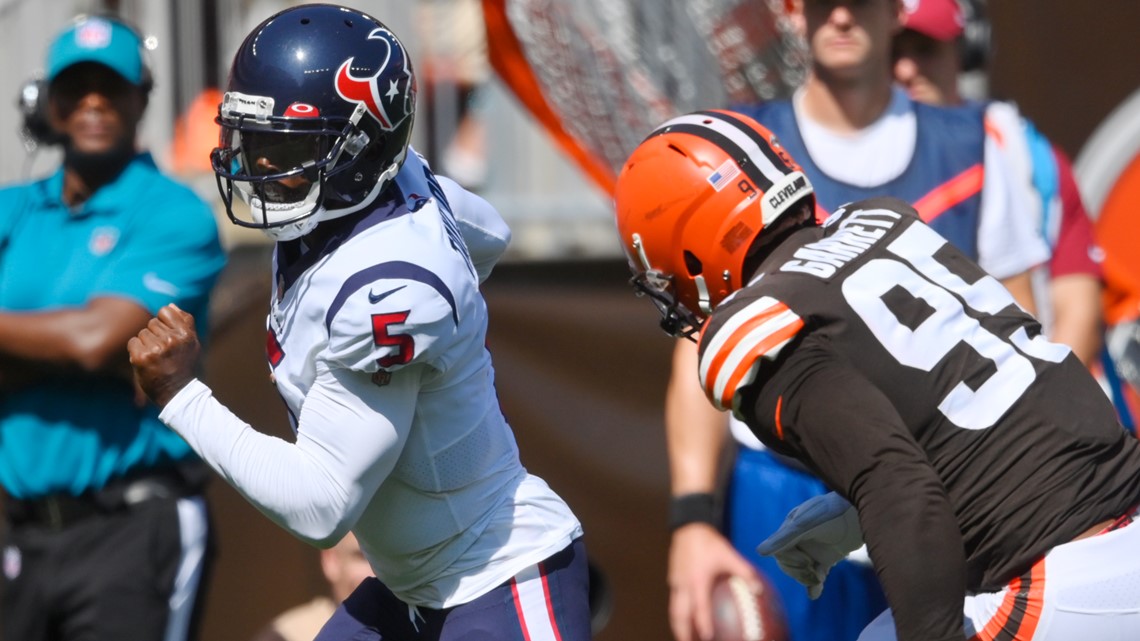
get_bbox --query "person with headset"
[0,15,225,641]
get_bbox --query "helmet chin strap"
[631,233,714,313]
[261,217,319,242]
[245,183,324,241]
[326,154,402,218]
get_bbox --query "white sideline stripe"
[164,495,210,641]
[514,564,561,641]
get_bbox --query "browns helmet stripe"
[655,112,799,192]
[697,110,794,177]
[663,112,796,187]
[661,123,776,192]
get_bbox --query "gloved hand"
[755,491,863,599]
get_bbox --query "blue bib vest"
[738,98,987,261]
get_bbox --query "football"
[711,574,788,641]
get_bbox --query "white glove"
[755,492,863,599]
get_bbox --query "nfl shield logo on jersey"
[89,227,120,256]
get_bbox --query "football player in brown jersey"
[614,109,1140,641]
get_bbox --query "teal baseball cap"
[46,16,144,85]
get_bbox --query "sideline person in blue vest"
[0,15,225,641]
[890,0,1133,433]
[664,2,1050,641]
[892,0,1104,369]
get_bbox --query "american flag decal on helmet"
[707,158,742,192]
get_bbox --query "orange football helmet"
[613,110,814,338]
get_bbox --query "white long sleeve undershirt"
[159,362,419,547]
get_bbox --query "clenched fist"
[128,304,201,408]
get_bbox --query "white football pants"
[857,506,1140,641]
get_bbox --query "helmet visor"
[216,126,339,203]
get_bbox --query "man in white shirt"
[893,0,1103,367]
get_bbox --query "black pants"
[1,495,215,641]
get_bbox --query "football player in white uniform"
[128,5,589,641]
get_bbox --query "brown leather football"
[711,574,789,641]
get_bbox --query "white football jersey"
[161,156,581,608]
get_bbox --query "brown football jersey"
[698,196,1140,640]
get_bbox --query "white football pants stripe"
[512,563,563,641]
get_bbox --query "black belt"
[4,464,207,531]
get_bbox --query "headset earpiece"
[15,76,64,149]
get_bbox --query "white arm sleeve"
[159,363,420,547]
[977,133,1050,280]
[438,175,511,283]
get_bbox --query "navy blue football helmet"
[211,4,417,240]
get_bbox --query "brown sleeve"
[741,342,967,641]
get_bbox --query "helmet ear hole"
[683,250,703,277]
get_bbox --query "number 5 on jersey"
[372,311,414,368]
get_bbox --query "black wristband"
[668,492,719,531]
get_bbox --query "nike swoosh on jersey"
[368,285,406,305]
[143,272,180,297]
[699,296,804,411]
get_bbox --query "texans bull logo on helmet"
[334,28,415,132]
